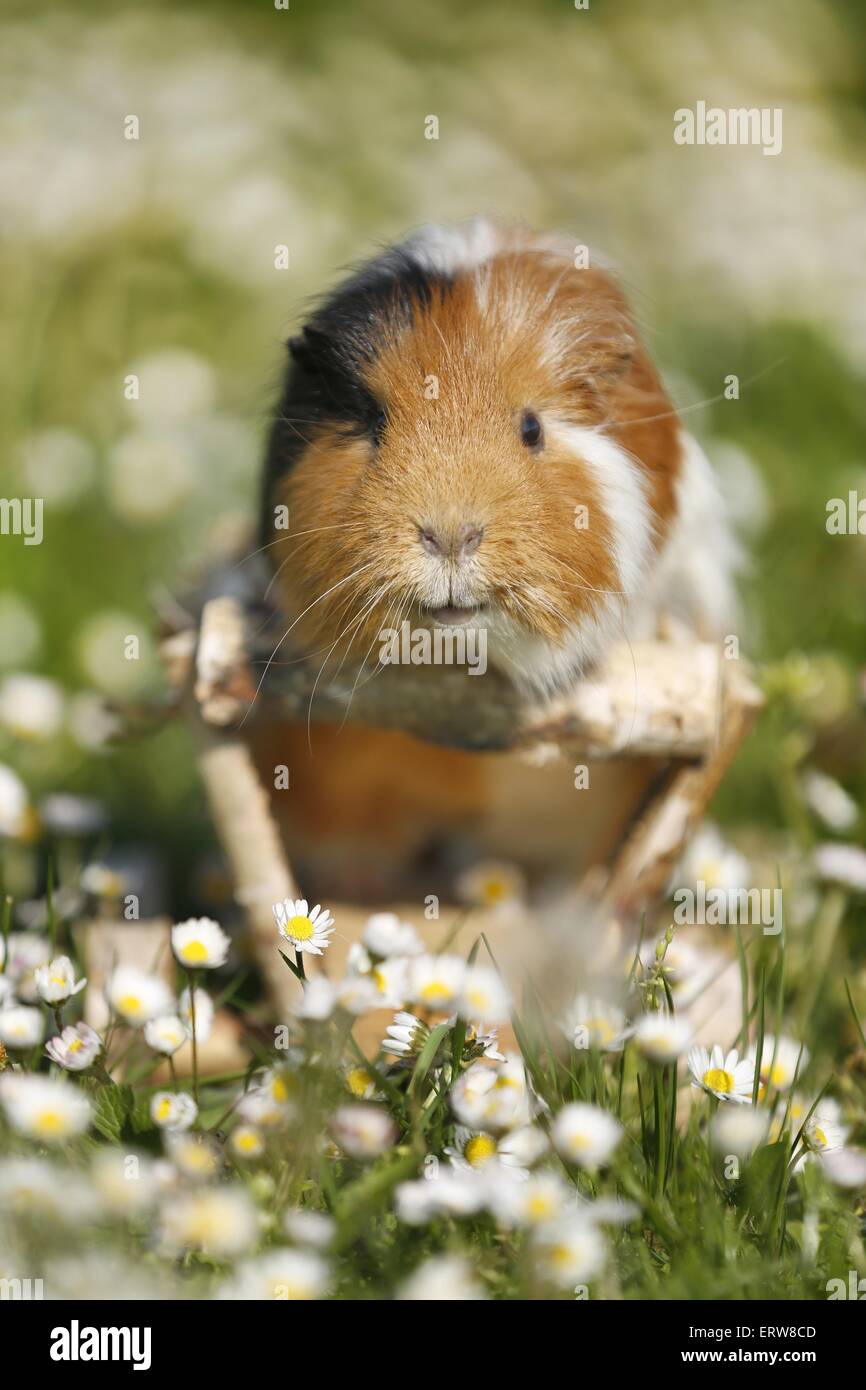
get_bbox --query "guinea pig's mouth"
[420,603,485,627]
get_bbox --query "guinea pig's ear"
[287,326,331,374]
[580,329,636,386]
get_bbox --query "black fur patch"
[260,245,453,542]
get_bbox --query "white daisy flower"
[688,1044,755,1103]
[91,1149,158,1214]
[150,1090,198,1132]
[1,932,49,1000]
[332,1103,396,1160]
[802,770,858,831]
[447,1125,503,1170]
[532,1215,607,1288]
[144,1014,188,1056]
[273,898,335,955]
[166,1133,220,1181]
[179,986,214,1043]
[381,1010,430,1059]
[344,1063,377,1100]
[368,955,411,1006]
[159,1186,257,1256]
[676,823,751,894]
[221,1248,329,1300]
[334,974,381,1015]
[395,1170,489,1224]
[45,1022,101,1071]
[107,967,172,1027]
[171,916,230,970]
[464,1022,506,1061]
[709,1105,770,1158]
[293,976,336,1021]
[0,762,34,839]
[748,1034,807,1096]
[820,1147,866,1189]
[0,1004,43,1049]
[552,1102,623,1170]
[0,1073,92,1142]
[361,912,422,959]
[560,994,628,1052]
[498,1123,549,1168]
[804,1098,848,1155]
[813,843,866,893]
[493,1170,572,1228]
[230,1125,265,1160]
[0,673,64,741]
[633,1013,693,1063]
[237,1072,296,1130]
[283,1209,336,1249]
[34,954,87,1005]
[456,964,511,1025]
[398,1253,486,1301]
[456,860,526,915]
[409,953,466,1011]
[0,1157,97,1223]
[451,1055,532,1132]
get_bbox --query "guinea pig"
[261,217,737,701]
[255,219,739,899]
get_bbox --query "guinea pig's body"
[257,219,738,898]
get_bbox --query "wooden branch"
[158,581,733,761]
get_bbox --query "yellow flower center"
[703,1067,735,1094]
[157,1097,173,1121]
[271,1075,291,1103]
[118,994,141,1017]
[68,1039,83,1053]
[346,1067,370,1098]
[35,1110,64,1136]
[271,1280,312,1301]
[181,940,209,964]
[420,981,449,1004]
[235,1131,260,1153]
[464,1134,497,1166]
[528,1194,555,1220]
[287,915,314,942]
[813,1126,827,1147]
[482,878,507,904]
[588,1017,615,1044]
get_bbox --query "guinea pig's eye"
[519,409,544,452]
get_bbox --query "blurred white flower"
[552,1102,623,1170]
[560,993,628,1053]
[450,1055,531,1132]
[91,1148,158,1214]
[492,1170,572,1228]
[804,1098,848,1155]
[144,1014,188,1056]
[0,673,64,740]
[332,1103,396,1160]
[0,1157,97,1222]
[125,350,216,424]
[293,975,336,1020]
[76,611,156,696]
[230,1124,265,1160]
[802,770,858,832]
[0,593,41,667]
[748,1034,807,1096]
[166,1133,220,1182]
[150,1091,198,1132]
[456,859,526,915]
[159,1186,257,1256]
[709,1105,770,1158]
[813,843,866,893]
[19,428,95,505]
[456,964,511,1025]
[676,823,751,894]
[45,1022,101,1072]
[108,429,197,523]
[397,1253,486,1301]
[361,912,422,958]
[633,1013,693,1063]
[0,1004,44,1048]
[171,916,230,970]
[688,1044,754,1104]
[820,1147,866,1189]
[67,692,122,751]
[179,985,214,1043]
[283,1209,336,1249]
[0,932,50,998]
[0,763,34,839]
[107,967,172,1026]
[409,953,466,1011]
[220,1248,329,1300]
[35,954,87,1005]
[531,1215,607,1288]
[0,1073,92,1142]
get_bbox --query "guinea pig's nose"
[418,522,484,560]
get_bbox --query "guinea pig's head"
[262,221,682,696]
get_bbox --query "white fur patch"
[405,218,503,277]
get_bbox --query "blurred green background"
[1,0,864,915]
